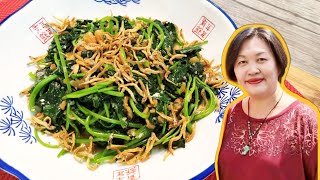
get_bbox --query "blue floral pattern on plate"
[94,0,140,6]
[0,96,36,144]
[216,83,242,123]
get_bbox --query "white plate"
[0,0,241,179]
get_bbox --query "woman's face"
[234,37,279,98]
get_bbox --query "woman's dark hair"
[225,27,288,82]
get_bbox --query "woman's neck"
[247,85,284,119]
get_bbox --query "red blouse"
[216,100,318,180]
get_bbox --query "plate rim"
[0,0,237,179]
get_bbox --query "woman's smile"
[246,78,264,84]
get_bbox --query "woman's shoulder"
[226,99,243,114]
[224,99,245,123]
[289,100,318,155]
[287,99,319,129]
[291,100,318,118]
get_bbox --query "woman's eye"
[258,58,267,62]
[238,60,246,65]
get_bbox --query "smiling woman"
[231,31,285,99]
[214,24,319,180]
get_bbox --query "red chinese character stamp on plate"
[192,16,215,41]
[113,165,140,180]
[29,17,55,44]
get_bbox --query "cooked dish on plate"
[22,15,224,170]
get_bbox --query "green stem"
[29,74,58,112]
[129,98,150,119]
[119,47,126,61]
[162,121,167,135]
[147,23,154,40]
[136,17,153,24]
[62,86,98,99]
[178,40,208,54]
[104,64,115,71]
[193,86,200,116]
[34,130,59,148]
[140,28,149,39]
[71,73,85,79]
[155,127,177,146]
[28,72,36,81]
[65,103,71,130]
[157,74,163,89]
[88,23,95,32]
[124,126,152,147]
[103,103,110,118]
[169,62,180,71]
[187,79,197,115]
[152,23,165,50]
[94,155,115,164]
[99,90,124,97]
[84,116,131,141]
[75,137,109,144]
[98,86,117,92]
[100,16,119,34]
[53,53,60,68]
[54,33,71,93]
[136,17,164,50]
[127,139,148,149]
[92,126,151,164]
[193,78,217,121]
[70,110,85,125]
[62,81,114,100]
[188,103,196,116]
[100,21,107,32]
[161,104,168,135]
[95,80,115,87]
[107,21,114,34]
[186,122,193,134]
[69,121,80,137]
[77,104,143,128]
[162,127,181,144]
[92,150,117,164]
[187,86,199,133]
[57,149,68,158]
[183,76,193,117]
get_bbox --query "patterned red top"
[217,100,318,180]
